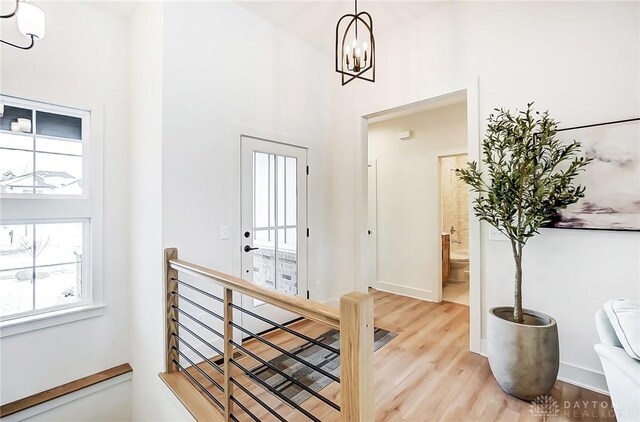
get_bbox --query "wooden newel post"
[340,292,374,422]
[165,248,179,373]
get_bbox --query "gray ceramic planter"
[487,307,559,401]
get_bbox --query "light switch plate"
[220,225,229,240]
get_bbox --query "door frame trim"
[232,127,310,332]
[355,79,482,354]
[230,126,310,285]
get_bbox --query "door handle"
[244,245,259,252]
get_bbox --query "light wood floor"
[186,290,614,421]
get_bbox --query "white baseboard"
[370,280,434,302]
[2,372,132,422]
[480,340,609,395]
[558,362,608,395]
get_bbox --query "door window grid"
[252,152,298,296]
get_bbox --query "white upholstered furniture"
[594,300,640,422]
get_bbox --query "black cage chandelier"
[335,0,375,86]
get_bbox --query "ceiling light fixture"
[1,0,46,50]
[335,0,375,86]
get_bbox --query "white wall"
[128,1,334,419]
[335,1,640,392]
[128,2,192,421]
[0,1,131,414]
[161,0,332,296]
[368,103,467,301]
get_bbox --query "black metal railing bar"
[172,318,224,357]
[229,321,340,383]
[229,358,321,422]
[230,340,340,411]
[172,333,223,376]
[230,395,260,422]
[229,303,340,355]
[171,291,224,322]
[173,305,224,340]
[172,277,224,303]
[173,346,224,394]
[229,377,287,422]
[173,359,224,411]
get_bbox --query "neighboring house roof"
[0,171,80,193]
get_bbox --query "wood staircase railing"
[160,248,374,422]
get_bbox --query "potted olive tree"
[457,103,591,400]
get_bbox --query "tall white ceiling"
[236,1,446,54]
[80,0,445,52]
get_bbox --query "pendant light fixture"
[335,0,375,86]
[1,0,46,50]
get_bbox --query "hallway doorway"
[358,85,482,353]
[440,153,470,306]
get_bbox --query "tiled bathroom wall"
[441,155,469,252]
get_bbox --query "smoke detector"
[399,130,412,141]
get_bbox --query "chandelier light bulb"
[17,1,46,39]
[363,41,368,51]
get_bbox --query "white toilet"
[448,250,469,284]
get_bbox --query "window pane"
[36,138,82,156]
[0,149,34,194]
[276,228,297,295]
[0,269,33,317]
[34,222,83,268]
[0,132,33,151]
[36,111,82,140]
[286,157,297,225]
[285,228,297,247]
[269,154,275,227]
[277,155,285,226]
[0,106,32,132]
[0,222,84,318]
[0,224,35,271]
[34,263,81,310]
[34,152,82,195]
[254,152,269,228]
[253,235,275,290]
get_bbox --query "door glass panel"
[254,152,270,229]
[286,157,297,225]
[277,228,298,295]
[251,151,299,299]
[277,156,285,226]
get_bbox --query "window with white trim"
[0,95,97,322]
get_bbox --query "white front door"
[240,135,308,337]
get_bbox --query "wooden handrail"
[162,248,373,422]
[0,363,132,418]
[169,257,341,329]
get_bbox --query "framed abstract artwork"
[547,117,640,231]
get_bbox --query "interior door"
[240,135,308,337]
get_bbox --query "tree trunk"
[513,243,524,324]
